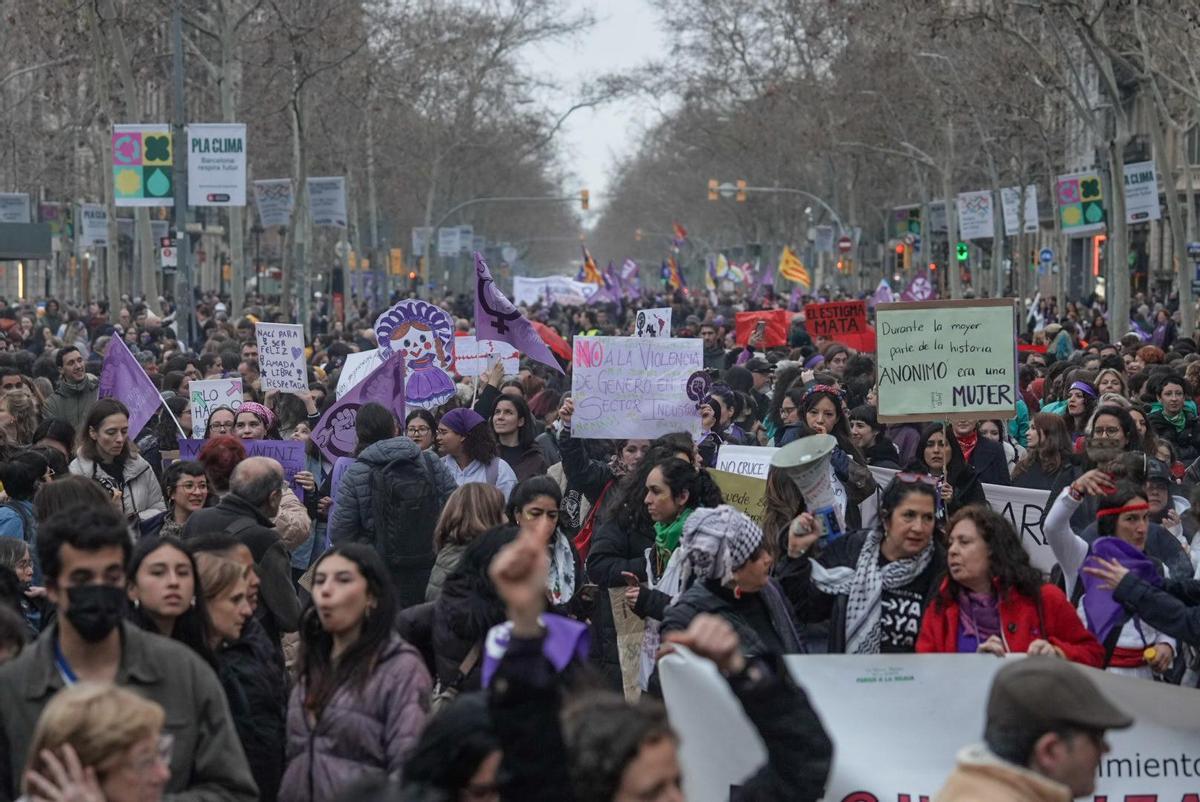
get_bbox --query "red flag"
[734,309,790,347]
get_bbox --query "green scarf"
[654,507,693,571]
[1150,401,1197,433]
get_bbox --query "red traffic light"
[894,244,905,255]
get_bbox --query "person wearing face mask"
[1045,476,1176,679]
[907,423,987,519]
[0,504,258,801]
[777,475,946,654]
[68,399,166,527]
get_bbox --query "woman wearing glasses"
[404,409,437,451]
[204,406,237,439]
[776,474,945,654]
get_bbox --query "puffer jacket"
[43,375,98,431]
[219,618,288,801]
[585,518,656,691]
[68,453,165,523]
[279,634,431,802]
[328,436,456,544]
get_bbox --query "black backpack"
[369,453,440,610]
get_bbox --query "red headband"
[1096,502,1150,518]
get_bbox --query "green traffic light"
[956,242,969,262]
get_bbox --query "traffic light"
[735,179,747,202]
[580,189,589,210]
[836,259,845,272]
[708,179,719,201]
[956,242,969,262]
[408,270,418,290]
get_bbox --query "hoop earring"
[733,585,744,600]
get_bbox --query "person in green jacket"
[43,346,98,432]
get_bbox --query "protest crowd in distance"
[3,255,1200,802]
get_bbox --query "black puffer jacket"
[218,618,288,802]
[661,578,804,659]
[584,519,655,691]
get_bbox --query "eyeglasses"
[129,733,174,772]
[895,472,938,487]
[209,422,233,432]
[406,425,431,435]
[1091,426,1123,438]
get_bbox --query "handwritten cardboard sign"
[715,445,778,479]
[178,438,307,499]
[709,469,768,526]
[189,378,242,438]
[255,322,308,392]
[804,300,867,338]
[875,299,1018,423]
[570,336,702,439]
[454,337,520,377]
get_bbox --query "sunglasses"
[895,472,938,487]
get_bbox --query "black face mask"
[65,584,126,642]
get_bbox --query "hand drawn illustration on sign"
[374,299,455,409]
[635,308,671,338]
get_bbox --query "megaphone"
[771,433,846,543]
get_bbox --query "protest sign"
[337,348,382,397]
[0,193,30,223]
[803,300,867,339]
[255,322,308,392]
[875,299,1018,423]
[475,253,563,374]
[188,378,242,438]
[570,336,702,439]
[715,445,777,479]
[374,299,456,409]
[709,469,768,526]
[733,310,789,347]
[186,123,246,206]
[512,275,599,307]
[454,337,519,377]
[634,308,671,338]
[253,179,293,227]
[663,651,1200,802]
[308,176,347,228]
[179,438,307,498]
[863,466,1054,572]
[312,353,405,464]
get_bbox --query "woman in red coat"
[917,506,1104,666]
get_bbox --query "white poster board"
[715,445,778,479]
[77,203,109,248]
[454,337,520,377]
[189,378,243,438]
[0,193,30,224]
[253,179,294,227]
[186,123,247,206]
[337,348,382,397]
[255,322,308,392]
[1123,160,1161,223]
[635,307,672,337]
[307,176,347,228]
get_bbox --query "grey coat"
[328,437,456,544]
[43,375,98,431]
[424,543,466,602]
[279,635,431,801]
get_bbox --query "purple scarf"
[1081,537,1162,643]
[956,589,1001,653]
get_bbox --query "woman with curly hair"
[1011,413,1080,491]
[916,506,1102,664]
[436,407,517,501]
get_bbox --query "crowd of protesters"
[0,284,1196,801]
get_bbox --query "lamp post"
[251,222,264,303]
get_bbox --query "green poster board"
[875,299,1018,423]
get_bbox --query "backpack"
[370,453,441,609]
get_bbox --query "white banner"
[186,123,246,206]
[1000,184,1039,235]
[454,337,519,377]
[253,179,294,227]
[1124,160,1161,224]
[715,445,778,480]
[189,378,242,438]
[570,336,702,439]
[336,348,382,397]
[955,189,995,241]
[865,466,1054,572]
[635,307,671,338]
[77,203,109,248]
[308,176,347,228]
[512,275,599,307]
[0,193,30,224]
[663,652,1200,802]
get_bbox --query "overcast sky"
[522,0,667,219]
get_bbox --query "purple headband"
[1069,381,1098,399]
[238,401,276,431]
[804,354,825,370]
[440,407,485,436]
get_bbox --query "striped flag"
[778,246,811,289]
[580,245,603,284]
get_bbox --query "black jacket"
[585,518,655,690]
[775,529,946,653]
[1150,409,1200,462]
[1114,573,1200,648]
[218,618,287,802]
[863,437,901,470]
[1011,459,1080,492]
[967,437,1011,486]
[490,633,832,802]
[661,578,804,659]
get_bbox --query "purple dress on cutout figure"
[374,300,456,410]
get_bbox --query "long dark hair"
[127,536,216,669]
[767,364,803,430]
[506,475,563,524]
[610,436,700,532]
[152,396,189,451]
[800,387,865,464]
[299,543,397,716]
[649,457,722,511]
[354,402,396,456]
[935,506,1041,609]
[492,394,537,449]
[1012,413,1074,479]
[879,474,939,533]
[0,450,48,501]
[910,422,969,483]
[77,398,132,462]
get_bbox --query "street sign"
[903,233,915,246]
[837,235,853,254]
[1039,247,1053,263]
[161,246,177,267]
[1188,242,1200,259]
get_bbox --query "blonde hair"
[1,390,39,445]
[22,683,164,793]
[434,482,506,550]
[194,552,248,602]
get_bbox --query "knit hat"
[679,505,764,585]
[440,407,485,436]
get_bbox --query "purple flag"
[474,252,564,373]
[901,267,938,301]
[97,335,163,438]
[1081,537,1162,644]
[620,259,640,300]
[788,285,802,311]
[481,612,589,687]
[872,278,896,307]
[311,352,405,464]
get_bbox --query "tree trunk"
[1105,133,1131,339]
[364,76,382,307]
[287,61,311,333]
[219,11,246,316]
[1148,99,1190,338]
[943,120,962,299]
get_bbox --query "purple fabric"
[872,279,895,306]
[440,407,484,436]
[481,613,589,687]
[1081,537,1162,643]
[97,336,163,438]
[789,285,802,311]
[955,589,1001,653]
[474,252,564,374]
[311,352,405,464]
[620,258,640,300]
[901,268,938,302]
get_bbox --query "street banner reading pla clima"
[187,124,247,207]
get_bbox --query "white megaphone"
[771,433,846,542]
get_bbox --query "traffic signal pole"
[170,0,196,347]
